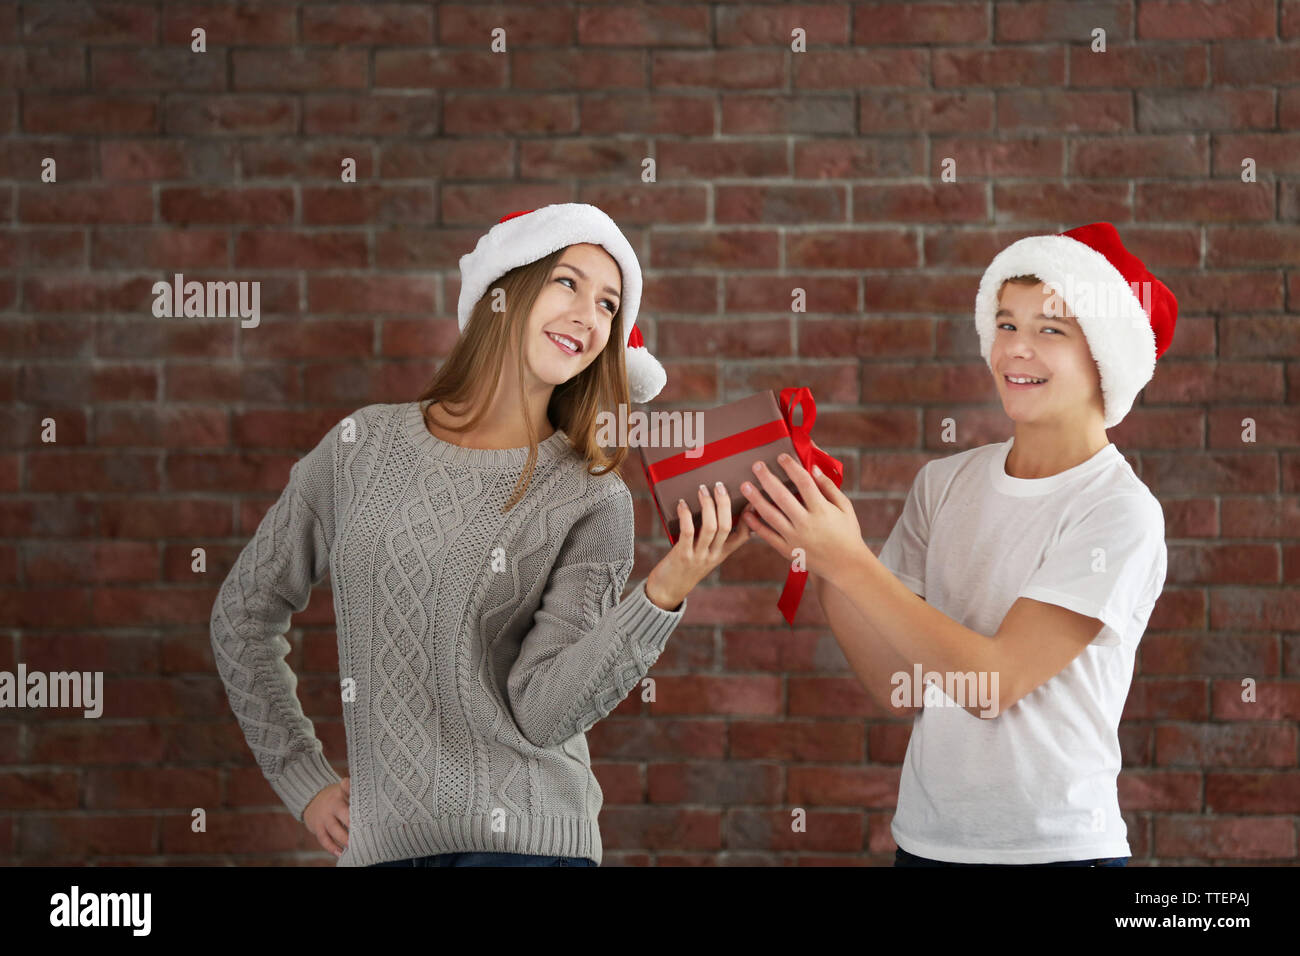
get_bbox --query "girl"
[210,203,752,867]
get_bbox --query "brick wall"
[1,0,1297,866]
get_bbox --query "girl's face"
[990,280,1104,425]
[520,242,620,391]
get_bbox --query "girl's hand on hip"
[304,775,350,858]
[645,482,753,610]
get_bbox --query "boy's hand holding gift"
[739,443,866,588]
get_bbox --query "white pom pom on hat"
[456,202,667,404]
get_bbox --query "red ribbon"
[640,388,843,626]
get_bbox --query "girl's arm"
[209,419,343,822]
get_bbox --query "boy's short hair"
[1000,274,1042,293]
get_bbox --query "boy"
[739,222,1177,866]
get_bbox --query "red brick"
[1157,722,1297,768]
[0,140,94,180]
[1149,358,1279,403]
[717,4,851,45]
[852,183,987,222]
[233,50,368,91]
[998,1,1132,41]
[1208,226,1300,267]
[1206,772,1300,813]
[1138,89,1275,131]
[655,139,786,178]
[721,93,855,134]
[302,4,435,45]
[582,95,715,136]
[714,185,843,223]
[1142,632,1279,682]
[930,134,1064,177]
[577,185,706,224]
[650,229,780,270]
[1223,497,1300,538]
[92,49,225,90]
[658,318,790,359]
[787,766,900,807]
[1154,816,1294,860]
[304,185,437,225]
[161,187,293,225]
[25,3,156,44]
[859,91,993,133]
[511,139,652,180]
[1070,43,1208,86]
[235,231,368,269]
[374,50,505,89]
[164,95,297,135]
[1212,133,1300,174]
[377,141,510,180]
[648,762,782,804]
[998,90,1133,132]
[794,49,928,88]
[241,141,375,180]
[1137,181,1274,221]
[92,228,228,269]
[653,50,786,89]
[1138,0,1276,40]
[305,94,438,136]
[994,182,1131,222]
[1219,316,1300,356]
[1117,770,1202,811]
[722,275,858,314]
[933,47,1064,87]
[1213,680,1300,720]
[307,276,435,314]
[162,4,295,45]
[852,3,988,44]
[24,94,157,134]
[599,807,720,851]
[18,815,155,860]
[578,5,710,46]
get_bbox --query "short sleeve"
[877,464,929,598]
[1018,494,1166,648]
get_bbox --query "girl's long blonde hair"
[416,246,632,512]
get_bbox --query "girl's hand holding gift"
[739,449,865,584]
[645,482,754,611]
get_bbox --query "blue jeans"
[895,847,1127,867]
[370,851,597,867]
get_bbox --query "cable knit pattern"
[209,400,687,866]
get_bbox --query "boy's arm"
[813,571,922,718]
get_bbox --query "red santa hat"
[973,221,1178,428]
[457,203,667,403]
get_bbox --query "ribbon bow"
[774,387,844,626]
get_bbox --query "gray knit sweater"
[209,400,688,866]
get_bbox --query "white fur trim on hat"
[457,202,665,403]
[974,234,1157,429]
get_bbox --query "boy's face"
[990,280,1104,427]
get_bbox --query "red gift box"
[636,387,843,625]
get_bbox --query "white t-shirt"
[877,436,1166,864]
